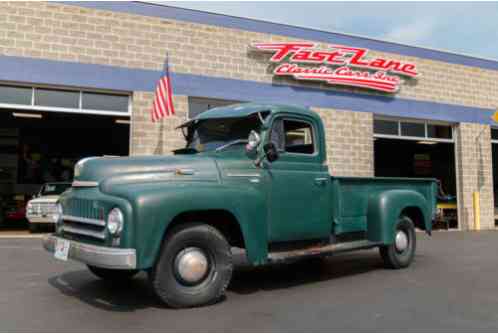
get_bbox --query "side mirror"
[263,142,279,163]
[245,130,261,153]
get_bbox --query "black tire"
[149,222,233,308]
[87,265,139,281]
[379,216,416,269]
[29,223,39,233]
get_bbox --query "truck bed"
[330,176,438,235]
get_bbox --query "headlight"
[26,202,33,215]
[54,203,63,233]
[53,203,63,221]
[107,208,123,236]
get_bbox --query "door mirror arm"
[264,142,280,163]
[255,142,280,167]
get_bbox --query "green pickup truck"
[44,103,437,308]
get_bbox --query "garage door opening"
[0,84,130,232]
[0,110,129,231]
[374,118,457,230]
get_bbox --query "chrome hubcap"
[174,247,209,284]
[395,230,409,252]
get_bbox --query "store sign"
[252,42,418,93]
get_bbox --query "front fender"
[104,181,267,269]
[367,189,431,244]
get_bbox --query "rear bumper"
[43,235,137,269]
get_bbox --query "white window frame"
[0,82,131,117]
[373,116,454,143]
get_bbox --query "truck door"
[266,116,330,242]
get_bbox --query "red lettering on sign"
[252,42,418,93]
[251,43,314,62]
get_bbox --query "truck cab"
[44,103,436,308]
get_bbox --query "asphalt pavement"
[1,231,498,332]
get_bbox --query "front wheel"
[149,222,233,308]
[29,223,39,233]
[87,265,139,281]
[379,216,416,269]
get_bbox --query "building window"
[35,88,80,109]
[427,124,452,139]
[81,92,129,112]
[0,85,32,105]
[0,83,130,116]
[374,118,453,142]
[400,122,425,137]
[188,97,241,119]
[373,119,398,135]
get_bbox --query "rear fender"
[366,189,431,244]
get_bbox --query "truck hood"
[74,155,219,186]
[28,195,59,204]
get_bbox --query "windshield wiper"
[215,139,248,152]
[173,148,199,154]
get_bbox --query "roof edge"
[60,1,498,72]
[140,1,498,65]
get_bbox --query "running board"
[267,240,380,263]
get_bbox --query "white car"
[26,182,71,233]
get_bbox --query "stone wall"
[130,92,188,155]
[1,1,498,110]
[313,108,374,177]
[455,123,495,230]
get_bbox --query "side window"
[284,119,315,154]
[270,118,315,155]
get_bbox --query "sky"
[159,1,498,61]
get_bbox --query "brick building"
[0,1,497,231]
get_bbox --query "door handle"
[314,177,328,186]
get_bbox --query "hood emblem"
[74,157,98,178]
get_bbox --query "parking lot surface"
[1,231,498,332]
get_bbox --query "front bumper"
[43,235,137,269]
[27,215,55,224]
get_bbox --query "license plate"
[54,238,70,261]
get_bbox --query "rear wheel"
[379,216,416,269]
[149,222,233,308]
[87,265,139,280]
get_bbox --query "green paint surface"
[57,103,437,269]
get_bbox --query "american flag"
[151,54,175,122]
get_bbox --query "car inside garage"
[0,84,130,231]
[373,117,457,229]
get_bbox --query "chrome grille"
[61,198,107,241]
[28,202,57,216]
[64,198,104,220]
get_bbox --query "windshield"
[186,114,263,152]
[40,183,71,196]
